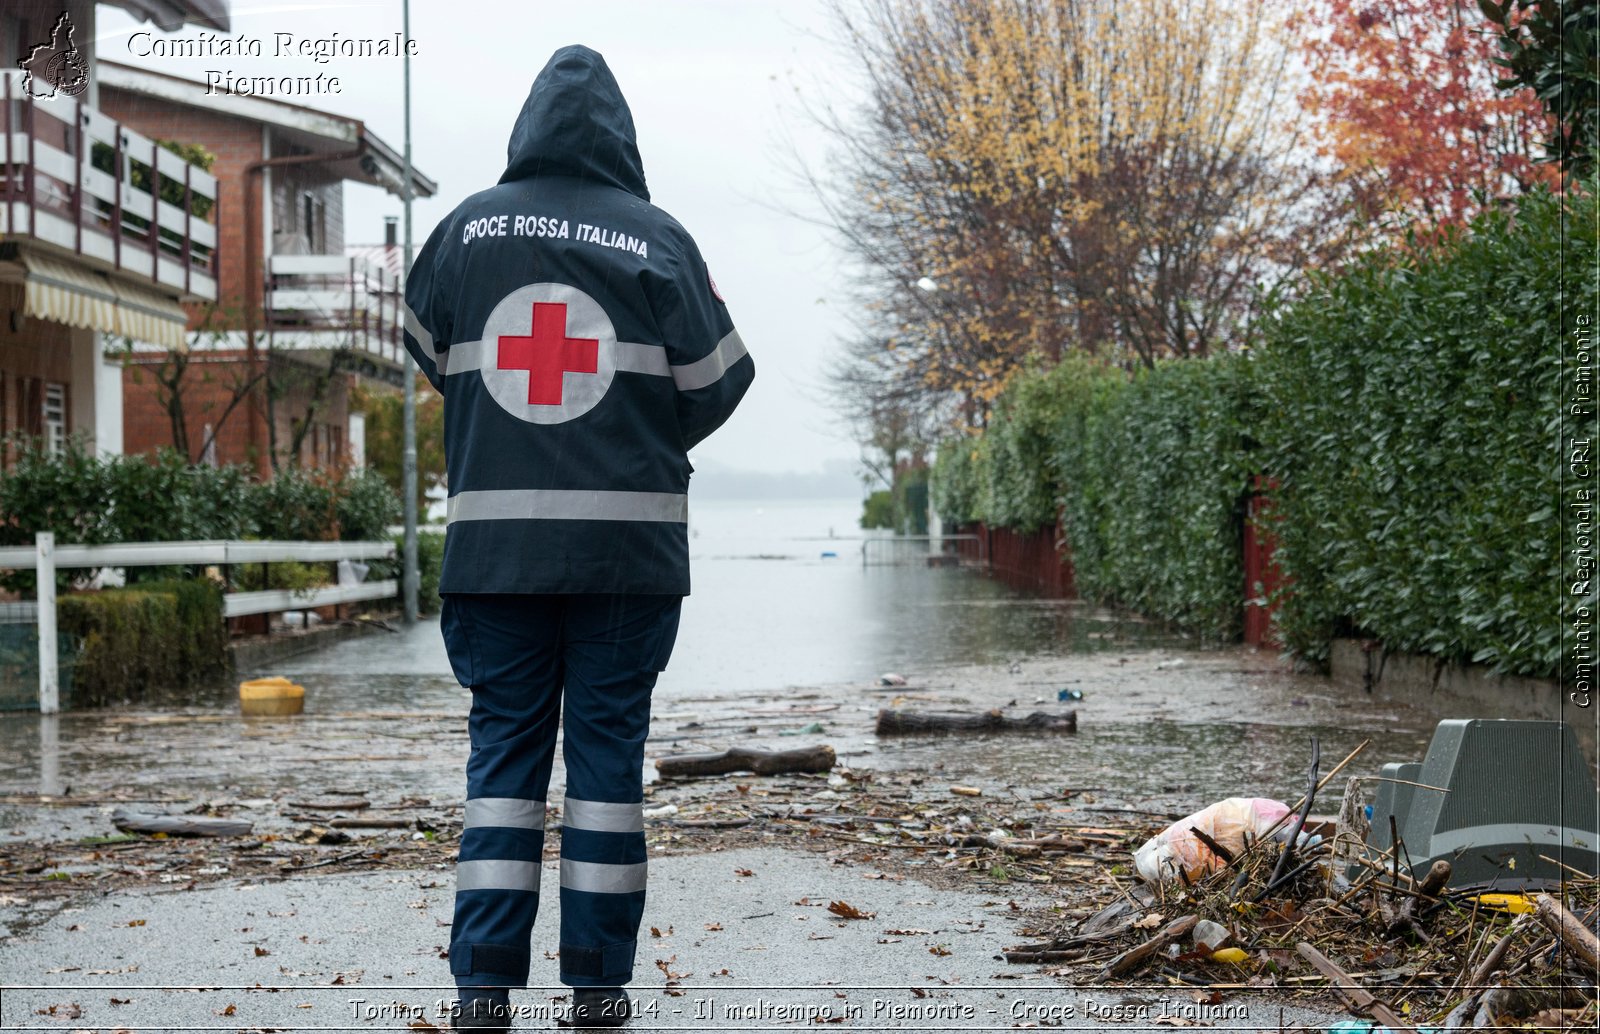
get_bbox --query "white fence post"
[36,531,58,715]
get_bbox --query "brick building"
[0,1,226,464]
[98,60,435,476]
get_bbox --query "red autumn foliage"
[1289,0,1562,242]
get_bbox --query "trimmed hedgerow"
[932,180,1587,673]
[58,578,227,705]
[1056,355,1258,643]
[1253,183,1585,675]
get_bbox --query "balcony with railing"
[0,70,218,302]
[264,252,404,385]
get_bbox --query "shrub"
[58,578,226,705]
[336,466,403,541]
[1056,355,1258,641]
[1254,182,1586,675]
[860,490,895,530]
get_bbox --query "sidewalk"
[0,844,1343,1032]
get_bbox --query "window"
[42,381,65,454]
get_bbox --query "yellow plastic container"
[1472,892,1535,915]
[239,676,305,717]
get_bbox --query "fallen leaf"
[734,868,754,877]
[254,947,271,957]
[703,922,723,931]
[109,998,131,1006]
[35,1004,82,1019]
[126,919,146,927]
[215,1004,237,1017]
[410,1020,443,1033]
[1133,912,1165,930]
[928,945,952,957]
[884,928,930,936]
[826,901,875,920]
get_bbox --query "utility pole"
[400,0,419,624]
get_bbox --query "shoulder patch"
[707,268,726,304]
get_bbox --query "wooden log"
[1097,914,1198,981]
[287,798,371,811]
[328,817,413,829]
[1534,893,1600,970]
[874,708,1076,736]
[1296,941,1419,1034]
[111,808,253,838]
[654,744,836,779]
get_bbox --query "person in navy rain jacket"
[402,44,754,1032]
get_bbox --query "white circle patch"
[478,283,617,424]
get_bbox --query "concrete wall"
[1327,638,1591,763]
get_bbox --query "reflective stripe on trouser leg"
[442,595,564,991]
[556,594,681,987]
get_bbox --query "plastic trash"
[1210,947,1249,965]
[778,721,826,736]
[1058,688,1085,701]
[1192,918,1231,951]
[1323,1023,1440,1034]
[879,673,908,687]
[336,558,370,587]
[1132,797,1293,883]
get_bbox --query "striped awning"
[17,251,189,351]
[109,275,191,352]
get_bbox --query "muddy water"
[0,499,1457,842]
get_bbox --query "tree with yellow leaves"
[816,0,1352,423]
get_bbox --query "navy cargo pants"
[440,593,682,993]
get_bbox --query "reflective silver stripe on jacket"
[403,302,446,374]
[439,331,745,391]
[562,797,644,833]
[464,798,546,830]
[456,859,541,892]
[441,338,668,377]
[671,329,748,391]
[560,858,647,894]
[447,490,687,525]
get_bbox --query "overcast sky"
[97,0,868,480]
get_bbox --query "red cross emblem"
[496,302,599,405]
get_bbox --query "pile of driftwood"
[1004,739,1600,1031]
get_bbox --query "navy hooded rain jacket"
[402,46,754,596]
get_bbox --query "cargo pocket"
[440,594,480,688]
[646,596,684,673]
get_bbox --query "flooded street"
[1,500,1456,843]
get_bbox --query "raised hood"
[499,45,649,201]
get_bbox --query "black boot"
[453,997,512,1032]
[570,986,630,1028]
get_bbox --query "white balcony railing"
[265,252,404,371]
[0,71,219,301]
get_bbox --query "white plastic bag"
[1133,797,1292,884]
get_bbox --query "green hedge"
[933,181,1587,673]
[59,579,227,705]
[1057,356,1258,641]
[0,442,401,593]
[1254,184,1584,674]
